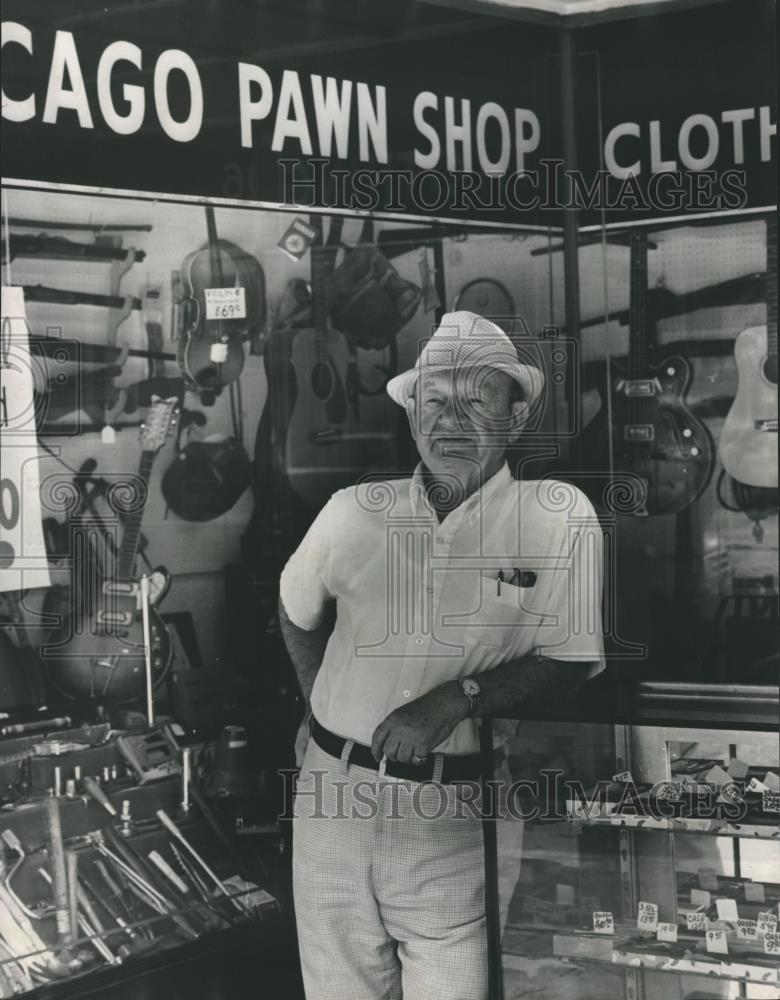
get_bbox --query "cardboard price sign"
[736,919,759,942]
[764,932,780,956]
[686,912,707,932]
[657,922,678,943]
[762,789,780,814]
[637,901,659,931]
[592,911,615,935]
[705,929,728,955]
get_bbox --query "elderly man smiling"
[280,310,604,1000]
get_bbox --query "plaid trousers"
[293,737,523,1000]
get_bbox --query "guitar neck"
[627,230,650,377]
[767,215,777,360]
[115,450,155,582]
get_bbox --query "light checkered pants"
[293,737,522,1000]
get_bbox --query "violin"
[178,206,246,393]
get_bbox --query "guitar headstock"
[140,395,179,453]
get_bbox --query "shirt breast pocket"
[455,573,544,651]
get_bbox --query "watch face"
[463,678,480,697]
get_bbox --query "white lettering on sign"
[205,287,246,320]
[637,901,659,931]
[592,911,614,934]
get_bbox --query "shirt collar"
[410,461,511,521]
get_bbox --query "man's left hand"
[371,683,468,764]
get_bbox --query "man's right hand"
[295,718,310,769]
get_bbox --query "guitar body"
[720,326,779,489]
[286,326,370,506]
[43,580,172,703]
[598,354,715,516]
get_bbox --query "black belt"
[310,717,485,784]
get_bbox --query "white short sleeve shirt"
[280,463,605,754]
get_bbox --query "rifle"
[3,234,145,264]
[7,217,152,232]
[23,285,143,311]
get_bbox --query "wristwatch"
[458,677,481,717]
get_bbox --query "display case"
[484,687,780,1000]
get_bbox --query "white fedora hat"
[386,311,544,408]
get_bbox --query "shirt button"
[403,690,411,698]
[436,536,444,544]
[415,637,424,646]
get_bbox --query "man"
[280,310,604,1000]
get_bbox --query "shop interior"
[0,0,777,998]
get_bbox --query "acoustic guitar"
[719,216,778,488]
[42,397,178,703]
[285,216,369,507]
[597,230,715,516]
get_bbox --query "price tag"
[764,932,780,956]
[612,771,633,782]
[762,789,780,814]
[736,919,759,942]
[637,901,659,931]
[747,777,769,793]
[698,868,720,891]
[687,912,707,932]
[101,425,116,444]
[716,898,739,922]
[705,929,728,955]
[744,882,766,903]
[691,889,711,908]
[757,911,778,935]
[205,286,246,320]
[657,922,678,943]
[592,911,614,935]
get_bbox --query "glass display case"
[484,689,780,1000]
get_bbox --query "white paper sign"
[205,286,246,320]
[657,922,677,943]
[736,919,759,942]
[705,929,728,955]
[764,932,780,956]
[637,901,659,931]
[612,771,633,782]
[0,287,51,592]
[691,889,711,908]
[716,898,739,922]
[592,911,614,934]
[762,789,780,813]
[757,911,778,935]
[687,912,707,931]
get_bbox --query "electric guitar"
[597,230,715,516]
[285,217,368,507]
[42,397,178,703]
[719,216,778,488]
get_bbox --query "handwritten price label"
[612,771,633,782]
[593,911,615,935]
[764,932,780,956]
[757,911,778,935]
[637,901,659,931]
[687,912,707,932]
[205,287,246,320]
[657,922,678,943]
[762,789,780,814]
[736,919,759,941]
[705,930,728,955]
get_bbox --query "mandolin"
[596,230,715,516]
[41,397,178,704]
[719,216,778,488]
[178,206,246,393]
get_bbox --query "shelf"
[566,803,780,839]
[552,934,779,987]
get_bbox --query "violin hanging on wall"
[178,206,247,394]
